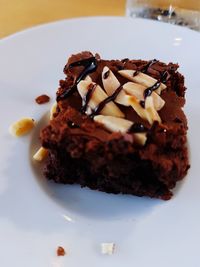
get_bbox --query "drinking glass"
[126,0,200,31]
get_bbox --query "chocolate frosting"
[55,51,187,143]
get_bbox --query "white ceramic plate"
[0,17,200,267]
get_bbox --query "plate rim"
[0,15,199,267]
[1,16,200,44]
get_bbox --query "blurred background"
[1,0,200,39]
[0,0,125,38]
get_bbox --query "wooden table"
[0,0,125,38]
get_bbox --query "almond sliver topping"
[118,69,166,94]
[102,66,128,106]
[77,80,124,118]
[94,115,147,145]
[102,67,163,124]
[123,82,165,111]
[94,115,133,134]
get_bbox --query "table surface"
[1,0,200,39]
[0,0,125,39]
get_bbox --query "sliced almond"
[127,96,154,124]
[77,80,124,118]
[118,69,166,94]
[151,91,165,111]
[94,115,133,134]
[94,115,147,145]
[145,96,161,123]
[101,67,163,124]
[134,133,147,146]
[84,75,92,82]
[123,81,144,99]
[123,82,165,111]
[102,66,128,106]
[102,66,120,95]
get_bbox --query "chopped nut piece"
[33,147,48,161]
[9,117,35,137]
[57,246,65,256]
[35,94,50,104]
[101,243,115,255]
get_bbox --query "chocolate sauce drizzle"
[140,69,170,108]
[141,59,158,73]
[81,83,97,113]
[144,80,161,99]
[103,70,110,79]
[161,70,170,84]
[57,57,97,101]
[57,57,170,134]
[90,86,123,118]
[129,123,147,133]
[67,120,79,129]
[133,59,158,77]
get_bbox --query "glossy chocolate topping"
[57,57,97,101]
[129,123,147,133]
[56,52,186,140]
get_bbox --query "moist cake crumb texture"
[40,51,189,200]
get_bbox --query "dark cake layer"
[41,51,189,200]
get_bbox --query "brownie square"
[41,51,189,200]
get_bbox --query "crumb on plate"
[101,242,115,255]
[35,94,50,104]
[57,246,66,256]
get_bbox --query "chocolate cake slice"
[41,51,189,200]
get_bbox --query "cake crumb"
[57,246,66,256]
[35,94,50,104]
[101,243,115,255]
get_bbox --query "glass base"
[126,5,200,31]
